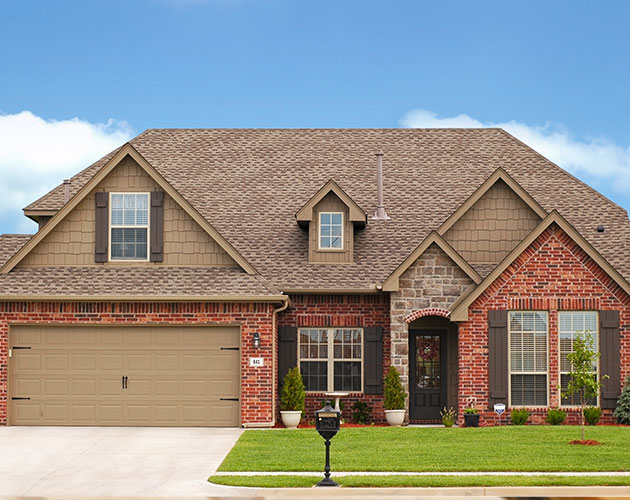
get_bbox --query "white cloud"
[401,109,630,192]
[0,110,133,233]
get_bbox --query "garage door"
[8,325,240,426]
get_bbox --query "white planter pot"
[280,411,302,429]
[385,409,405,427]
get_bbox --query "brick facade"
[458,224,630,426]
[0,301,276,426]
[390,243,474,393]
[278,294,390,423]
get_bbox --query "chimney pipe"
[63,179,71,204]
[372,150,390,220]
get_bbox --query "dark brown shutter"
[150,191,164,262]
[94,191,108,263]
[599,310,620,409]
[364,326,384,394]
[278,326,297,390]
[488,309,508,407]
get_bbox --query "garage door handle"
[122,376,128,389]
[220,398,239,401]
[12,397,31,400]
[220,347,239,351]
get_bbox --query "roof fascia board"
[295,179,366,224]
[0,294,288,303]
[450,210,630,321]
[382,232,482,292]
[2,144,257,275]
[437,167,548,236]
[282,287,379,294]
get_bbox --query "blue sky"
[1,0,630,234]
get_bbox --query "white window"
[559,311,599,407]
[299,327,362,392]
[319,212,343,250]
[110,193,149,261]
[509,311,548,407]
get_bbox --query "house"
[0,128,628,427]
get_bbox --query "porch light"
[252,332,261,349]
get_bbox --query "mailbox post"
[315,401,341,487]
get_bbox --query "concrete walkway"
[0,426,250,498]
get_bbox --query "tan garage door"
[9,325,240,426]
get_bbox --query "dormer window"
[319,212,343,250]
[110,193,149,261]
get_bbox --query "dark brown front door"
[410,331,446,420]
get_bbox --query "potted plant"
[463,407,480,427]
[280,367,305,429]
[440,406,456,427]
[384,366,406,426]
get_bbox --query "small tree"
[613,376,630,425]
[384,366,406,410]
[562,332,607,441]
[280,367,305,412]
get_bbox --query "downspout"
[241,295,289,428]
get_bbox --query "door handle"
[124,376,128,389]
[122,376,125,389]
[122,376,128,389]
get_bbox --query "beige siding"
[443,180,541,264]
[309,192,353,264]
[19,157,237,267]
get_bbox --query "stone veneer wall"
[390,243,475,401]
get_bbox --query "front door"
[410,331,446,420]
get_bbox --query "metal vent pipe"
[372,150,390,220]
[63,179,71,204]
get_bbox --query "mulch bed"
[569,439,602,446]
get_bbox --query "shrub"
[584,406,602,425]
[440,407,456,427]
[614,376,630,425]
[351,401,372,424]
[546,408,566,425]
[510,409,529,425]
[384,366,406,410]
[280,367,305,412]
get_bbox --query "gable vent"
[372,150,390,220]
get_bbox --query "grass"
[209,474,630,488]
[218,426,630,472]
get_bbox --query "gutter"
[241,294,290,428]
[0,294,288,303]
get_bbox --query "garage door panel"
[10,326,241,426]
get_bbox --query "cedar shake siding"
[19,157,237,268]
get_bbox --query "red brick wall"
[0,301,275,426]
[278,294,390,423]
[458,224,630,426]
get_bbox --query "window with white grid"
[559,311,598,407]
[299,327,362,392]
[110,193,149,261]
[509,311,548,407]
[319,212,343,249]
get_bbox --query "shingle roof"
[14,129,630,291]
[0,234,31,268]
[0,266,280,298]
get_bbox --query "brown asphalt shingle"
[13,129,630,291]
[0,266,279,298]
[0,234,32,268]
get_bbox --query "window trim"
[298,327,364,393]
[558,311,600,408]
[318,211,344,251]
[108,192,151,262]
[508,310,549,408]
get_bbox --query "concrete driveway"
[0,426,247,498]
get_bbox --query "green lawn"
[209,474,630,488]
[218,427,630,473]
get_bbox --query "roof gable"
[450,210,630,321]
[382,231,482,291]
[1,144,256,274]
[296,179,366,226]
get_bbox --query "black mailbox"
[315,401,340,487]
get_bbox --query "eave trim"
[382,231,482,292]
[0,294,288,303]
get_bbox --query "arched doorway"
[408,315,458,421]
